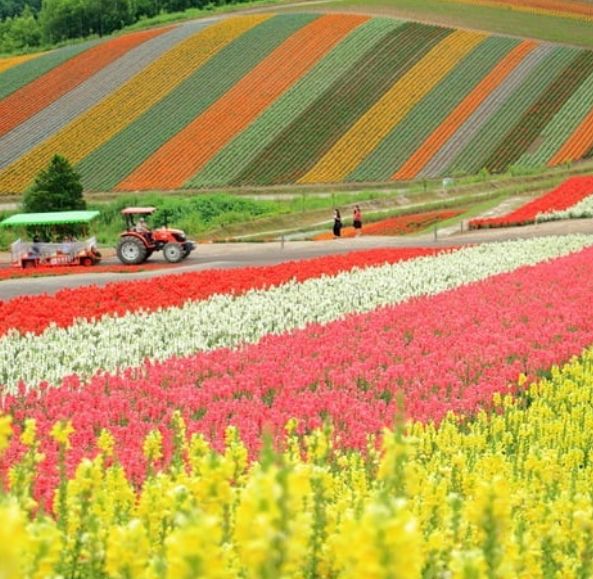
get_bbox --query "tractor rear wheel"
[117,236,147,265]
[163,242,183,263]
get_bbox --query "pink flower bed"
[4,245,593,506]
[0,248,442,337]
[469,175,593,229]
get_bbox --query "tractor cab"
[116,207,194,265]
[122,207,155,233]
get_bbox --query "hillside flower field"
[3,13,593,193]
[4,235,593,575]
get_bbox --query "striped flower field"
[2,12,593,194]
[4,235,593,575]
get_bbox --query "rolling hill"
[1,12,593,194]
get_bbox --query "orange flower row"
[117,14,367,191]
[0,27,169,138]
[393,40,536,180]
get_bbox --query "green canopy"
[0,211,100,227]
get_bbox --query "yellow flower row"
[3,349,593,577]
[451,0,593,23]
[0,15,271,194]
[0,52,41,75]
[299,30,485,184]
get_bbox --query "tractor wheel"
[81,256,94,267]
[163,242,183,263]
[117,236,147,265]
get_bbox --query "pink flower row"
[4,245,593,506]
[0,248,442,337]
[469,175,593,229]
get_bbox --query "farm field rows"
[2,13,593,193]
[4,236,593,575]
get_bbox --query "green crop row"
[484,49,593,174]
[448,45,578,176]
[517,67,593,167]
[0,40,97,101]
[188,18,402,189]
[76,14,315,191]
[350,36,517,182]
[233,22,451,186]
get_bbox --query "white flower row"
[1,235,592,395]
[536,194,593,222]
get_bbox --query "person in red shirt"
[353,205,362,237]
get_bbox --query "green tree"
[0,6,42,51]
[23,154,86,213]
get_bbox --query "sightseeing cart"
[0,211,102,268]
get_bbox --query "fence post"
[433,224,438,242]
[281,234,285,249]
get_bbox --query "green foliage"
[0,5,41,52]
[90,193,281,244]
[39,0,135,44]
[0,0,41,20]
[0,0,275,55]
[23,154,86,213]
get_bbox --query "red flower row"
[5,245,593,506]
[0,248,442,337]
[469,175,593,229]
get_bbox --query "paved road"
[1,218,593,300]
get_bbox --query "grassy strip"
[189,18,400,188]
[328,0,593,48]
[350,36,515,182]
[485,50,593,173]
[77,15,313,191]
[234,23,451,186]
[0,40,98,100]
[447,46,578,176]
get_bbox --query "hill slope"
[1,12,593,194]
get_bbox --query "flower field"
[0,53,41,75]
[0,27,170,140]
[469,174,593,228]
[2,13,593,193]
[4,235,593,575]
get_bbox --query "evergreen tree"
[23,154,86,213]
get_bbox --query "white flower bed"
[1,235,591,394]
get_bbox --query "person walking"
[333,209,342,238]
[353,205,362,237]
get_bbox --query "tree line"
[0,0,256,53]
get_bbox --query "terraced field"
[1,12,593,194]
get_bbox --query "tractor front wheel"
[163,242,183,263]
[117,237,147,265]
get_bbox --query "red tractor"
[116,207,195,265]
